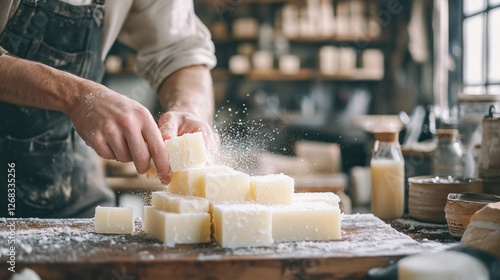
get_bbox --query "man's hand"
[156,65,219,168]
[158,111,220,159]
[0,55,169,183]
[67,84,171,183]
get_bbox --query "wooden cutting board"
[0,214,448,280]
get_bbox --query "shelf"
[217,69,382,81]
[246,69,315,80]
[317,72,383,81]
[288,35,385,45]
[212,0,288,4]
[213,35,384,45]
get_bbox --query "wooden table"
[0,214,456,280]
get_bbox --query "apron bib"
[0,0,114,217]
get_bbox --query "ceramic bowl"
[408,176,483,223]
[444,192,500,238]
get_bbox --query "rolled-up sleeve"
[117,0,216,92]
[0,47,7,56]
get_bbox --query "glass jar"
[371,132,405,219]
[432,129,465,177]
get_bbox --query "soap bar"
[201,170,251,202]
[94,206,134,234]
[397,251,489,280]
[271,202,341,242]
[250,174,294,205]
[293,192,341,208]
[213,203,273,248]
[165,132,208,172]
[151,191,209,213]
[169,165,233,196]
[143,206,210,246]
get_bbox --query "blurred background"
[101,0,500,215]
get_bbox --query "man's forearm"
[0,54,91,115]
[157,65,215,123]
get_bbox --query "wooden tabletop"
[0,214,456,280]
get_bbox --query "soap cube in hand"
[169,165,233,196]
[94,206,134,234]
[213,203,273,248]
[272,202,341,242]
[250,174,294,205]
[165,132,208,172]
[152,191,209,213]
[143,206,211,246]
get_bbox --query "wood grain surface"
[0,214,451,280]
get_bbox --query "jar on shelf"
[371,131,405,220]
[431,129,465,177]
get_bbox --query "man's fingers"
[107,136,133,163]
[95,143,116,160]
[143,123,171,183]
[88,132,116,160]
[101,122,133,163]
[125,131,152,174]
[159,113,179,140]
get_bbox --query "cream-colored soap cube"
[293,192,341,208]
[213,203,273,248]
[94,206,134,234]
[201,170,250,202]
[152,191,209,213]
[165,132,208,172]
[250,174,294,205]
[143,206,210,246]
[272,202,341,242]
[169,165,233,196]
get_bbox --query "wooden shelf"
[213,35,383,45]
[246,69,315,80]
[317,72,383,81]
[211,0,288,4]
[288,35,384,44]
[215,68,383,81]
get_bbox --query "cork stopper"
[437,129,459,140]
[374,132,398,142]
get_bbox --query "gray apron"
[0,0,115,218]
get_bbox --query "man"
[0,0,218,217]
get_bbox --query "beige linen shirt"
[0,0,216,91]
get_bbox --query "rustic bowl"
[445,192,500,239]
[408,176,483,223]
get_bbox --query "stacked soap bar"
[144,192,211,246]
[142,132,342,248]
[271,202,341,242]
[212,203,273,248]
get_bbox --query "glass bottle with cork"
[371,131,405,219]
[431,129,465,177]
